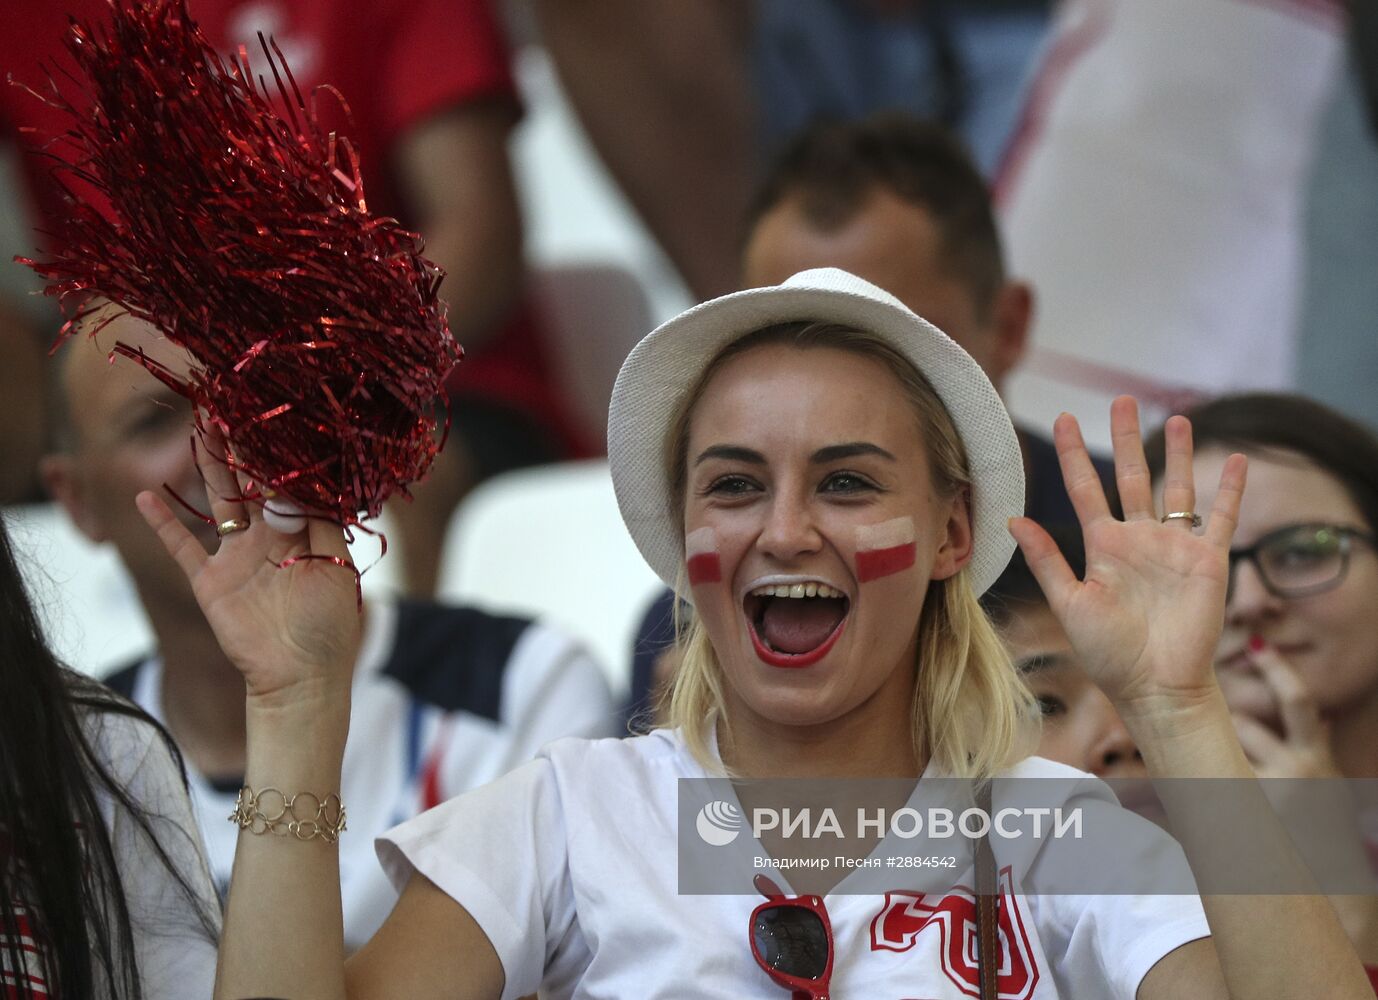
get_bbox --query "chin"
[743,690,851,730]
[718,658,832,723]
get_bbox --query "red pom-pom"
[17,0,459,529]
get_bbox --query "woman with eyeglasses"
[1146,391,1378,965]
[139,271,1373,999]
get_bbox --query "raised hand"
[135,423,361,706]
[1009,397,1247,719]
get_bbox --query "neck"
[137,579,369,781]
[142,585,251,781]
[1328,685,1378,778]
[716,666,924,900]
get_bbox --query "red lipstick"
[747,615,848,668]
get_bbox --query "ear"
[986,281,1034,388]
[39,453,106,543]
[929,487,974,581]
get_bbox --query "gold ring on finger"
[1160,511,1202,529]
[215,517,250,537]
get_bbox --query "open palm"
[1011,398,1247,712]
[136,425,361,704]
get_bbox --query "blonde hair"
[662,322,1036,778]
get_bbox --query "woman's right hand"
[1227,640,1341,780]
[136,422,361,709]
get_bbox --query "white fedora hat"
[607,267,1025,598]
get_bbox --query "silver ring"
[215,517,250,537]
[1160,511,1203,529]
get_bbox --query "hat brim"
[607,268,1025,599]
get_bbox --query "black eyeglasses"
[1228,523,1376,599]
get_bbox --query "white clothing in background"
[997,0,1344,449]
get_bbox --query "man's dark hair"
[747,113,1006,317]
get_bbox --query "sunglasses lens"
[753,905,829,981]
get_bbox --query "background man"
[41,310,616,948]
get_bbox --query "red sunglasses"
[749,874,834,1000]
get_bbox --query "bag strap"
[975,781,999,1000]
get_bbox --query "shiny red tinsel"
[17,0,459,527]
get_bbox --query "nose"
[1087,703,1144,779]
[1225,558,1284,630]
[755,489,822,564]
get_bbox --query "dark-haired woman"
[0,515,220,999]
[1148,392,1378,968]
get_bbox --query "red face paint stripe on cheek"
[687,551,722,585]
[685,527,721,585]
[856,543,917,582]
[856,516,917,583]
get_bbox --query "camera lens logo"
[696,800,742,846]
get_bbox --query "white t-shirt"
[1,709,220,1000]
[117,596,616,948]
[378,729,1209,999]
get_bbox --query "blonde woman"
[138,270,1370,998]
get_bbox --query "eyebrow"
[694,445,764,466]
[693,441,897,467]
[1015,653,1071,676]
[812,442,897,464]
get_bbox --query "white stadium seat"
[434,460,664,700]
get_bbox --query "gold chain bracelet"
[229,786,347,844]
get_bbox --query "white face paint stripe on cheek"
[855,516,917,583]
[685,526,722,585]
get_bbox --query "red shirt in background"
[2,0,589,458]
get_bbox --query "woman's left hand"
[137,422,362,708]
[1010,396,1248,720]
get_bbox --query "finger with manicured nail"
[262,495,308,534]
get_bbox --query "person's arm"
[384,102,524,599]
[392,102,523,353]
[136,427,504,1000]
[1010,397,1373,999]
[346,874,504,996]
[533,0,755,300]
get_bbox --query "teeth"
[748,583,843,599]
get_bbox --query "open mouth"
[743,582,851,668]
